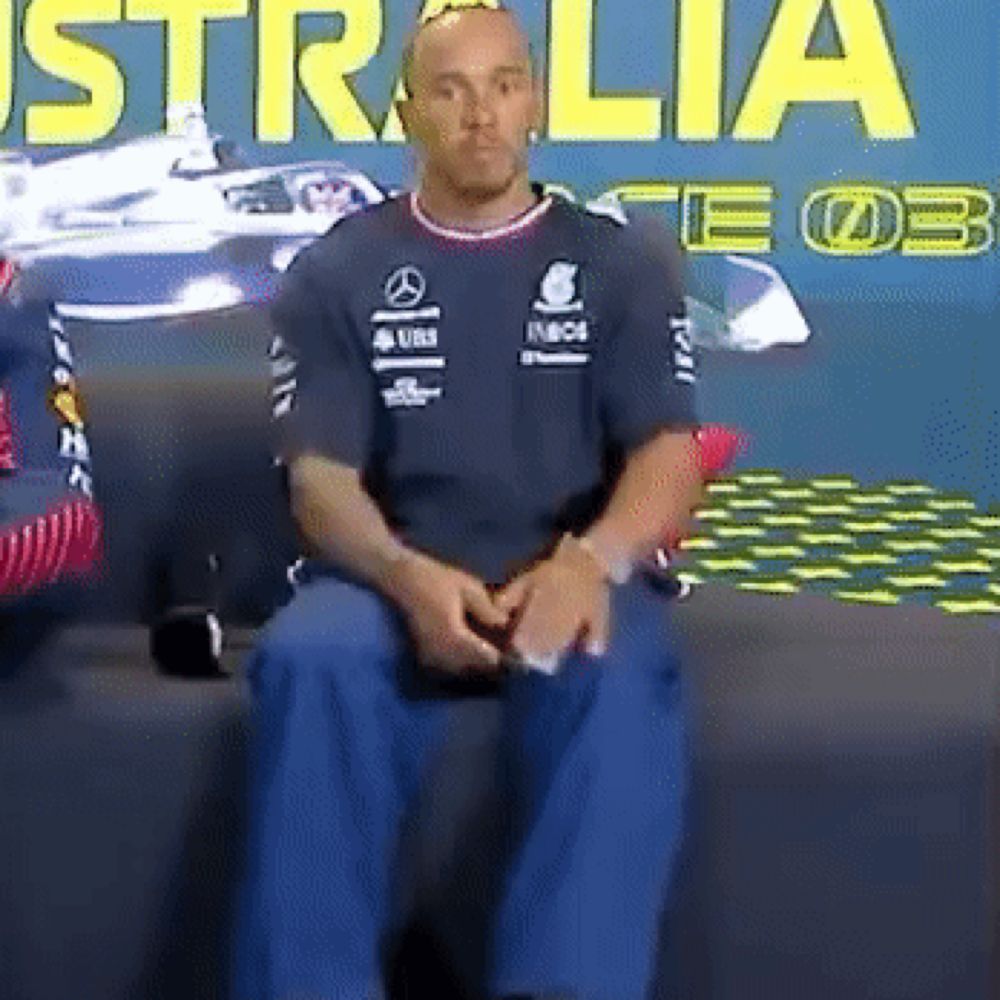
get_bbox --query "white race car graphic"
[0,105,384,320]
[686,254,811,353]
[1,106,810,352]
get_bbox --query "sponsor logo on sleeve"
[670,315,696,384]
[44,313,95,492]
[48,377,86,429]
[269,334,298,419]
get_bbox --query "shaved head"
[401,4,534,99]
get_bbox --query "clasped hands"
[383,534,613,677]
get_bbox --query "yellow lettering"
[0,0,10,131]
[901,186,994,257]
[126,0,248,112]
[257,0,380,143]
[24,0,125,144]
[802,185,903,255]
[734,0,915,141]
[683,184,773,253]
[548,0,661,141]
[381,0,499,142]
[603,182,683,229]
[606,182,683,207]
[676,0,725,140]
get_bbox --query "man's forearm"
[583,428,703,575]
[289,453,412,595]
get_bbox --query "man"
[0,258,101,671]
[233,5,702,998]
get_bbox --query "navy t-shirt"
[270,189,698,585]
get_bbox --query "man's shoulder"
[552,194,680,275]
[553,192,629,237]
[292,196,405,275]
[317,195,404,250]
[0,298,53,357]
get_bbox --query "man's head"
[397,4,542,204]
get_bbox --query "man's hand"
[382,550,510,676]
[495,534,611,670]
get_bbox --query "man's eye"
[497,77,523,96]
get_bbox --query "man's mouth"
[465,138,504,154]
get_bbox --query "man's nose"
[463,89,498,128]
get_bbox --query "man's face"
[400,10,541,202]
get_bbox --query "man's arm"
[499,217,701,667]
[288,455,508,673]
[582,427,702,578]
[289,454,412,594]
[496,429,701,665]
[0,301,101,599]
[275,249,506,674]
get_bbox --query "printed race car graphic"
[0,107,811,355]
[0,105,385,321]
[685,254,811,352]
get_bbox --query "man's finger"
[462,580,509,628]
[494,573,532,616]
[450,625,503,670]
[417,627,501,675]
[509,589,563,664]
[518,651,561,676]
[445,597,504,669]
[581,592,611,658]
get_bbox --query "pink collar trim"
[409,191,552,242]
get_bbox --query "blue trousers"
[231,572,689,1000]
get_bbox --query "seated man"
[0,260,101,670]
[232,6,703,1000]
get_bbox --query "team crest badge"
[539,262,579,309]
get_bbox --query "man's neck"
[415,172,538,232]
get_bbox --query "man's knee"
[252,577,404,683]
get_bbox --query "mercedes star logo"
[385,266,426,309]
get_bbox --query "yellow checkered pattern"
[677,472,1000,616]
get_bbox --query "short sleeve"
[600,222,699,451]
[0,302,95,502]
[269,251,374,468]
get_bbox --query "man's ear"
[530,82,545,137]
[396,96,416,141]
